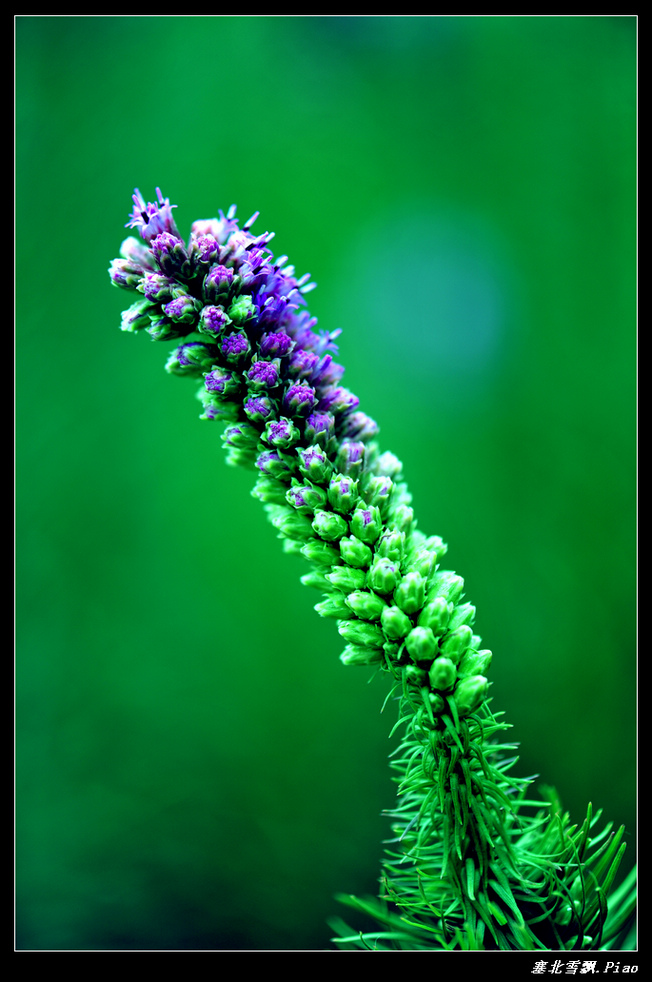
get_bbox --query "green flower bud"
[393,571,427,615]
[255,449,296,482]
[448,603,476,631]
[300,569,331,591]
[282,538,303,556]
[220,422,259,465]
[167,343,217,377]
[380,604,412,641]
[406,528,427,555]
[405,625,437,662]
[408,548,439,581]
[327,474,360,515]
[312,509,349,542]
[336,440,366,480]
[221,421,259,451]
[286,482,328,515]
[251,475,290,506]
[424,535,448,562]
[350,504,382,545]
[297,446,334,486]
[428,570,465,605]
[269,505,315,541]
[109,253,143,291]
[368,557,401,595]
[340,644,384,667]
[373,451,403,478]
[120,298,156,333]
[439,625,472,664]
[383,640,401,662]
[339,535,373,569]
[404,663,428,687]
[429,656,457,692]
[391,503,414,534]
[146,314,184,342]
[327,565,367,593]
[338,618,385,649]
[223,443,257,467]
[453,675,489,717]
[198,391,239,423]
[417,597,453,635]
[376,529,405,564]
[315,595,354,619]
[429,691,447,715]
[345,590,386,622]
[227,294,256,324]
[438,624,474,665]
[458,648,493,677]
[300,538,341,568]
[362,475,394,521]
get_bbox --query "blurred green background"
[16,16,636,951]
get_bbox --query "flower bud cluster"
[109,190,490,721]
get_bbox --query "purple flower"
[259,331,294,358]
[221,332,250,363]
[198,305,230,337]
[190,207,240,246]
[318,386,360,415]
[203,264,235,303]
[108,257,143,290]
[239,247,274,290]
[287,349,320,379]
[165,342,217,375]
[336,440,366,477]
[255,449,294,480]
[304,412,335,448]
[119,236,155,270]
[290,317,341,355]
[192,234,220,264]
[120,298,154,333]
[163,295,198,325]
[339,411,379,441]
[222,227,274,267]
[149,232,188,276]
[126,188,180,243]
[256,293,294,330]
[247,360,280,390]
[204,367,237,396]
[263,417,300,449]
[141,272,175,302]
[222,422,258,449]
[282,382,317,417]
[244,395,274,422]
[311,354,345,388]
[175,342,214,367]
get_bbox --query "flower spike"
[108,189,636,953]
